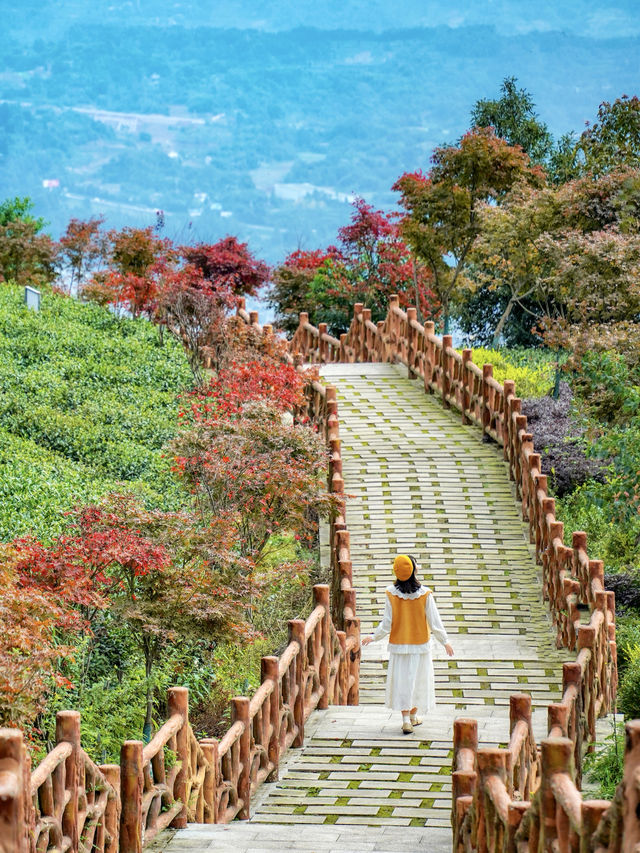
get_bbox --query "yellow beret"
[393,554,414,581]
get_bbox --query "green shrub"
[0,284,192,540]
[615,613,640,680]
[556,481,640,573]
[583,722,624,800]
[618,643,640,720]
[469,347,556,398]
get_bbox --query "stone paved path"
[160,364,565,853]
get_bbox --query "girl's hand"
[362,636,373,646]
[445,643,454,657]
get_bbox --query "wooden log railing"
[236,298,360,698]
[289,295,620,850]
[452,718,640,853]
[0,301,361,853]
[4,582,356,853]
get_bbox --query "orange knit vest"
[387,589,431,645]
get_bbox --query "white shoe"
[402,719,413,734]
[410,715,422,727]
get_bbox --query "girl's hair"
[394,554,422,594]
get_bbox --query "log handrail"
[289,294,620,852]
[15,578,358,853]
[0,301,361,853]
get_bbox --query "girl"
[362,554,454,734]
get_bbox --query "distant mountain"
[7,0,640,39]
[1,6,639,263]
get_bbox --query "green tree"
[0,196,46,232]
[393,127,544,332]
[468,167,640,346]
[471,182,559,346]
[269,249,337,335]
[547,132,583,184]
[0,196,56,286]
[471,76,554,166]
[577,96,640,176]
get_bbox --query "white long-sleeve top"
[371,585,449,654]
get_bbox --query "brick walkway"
[160,364,565,853]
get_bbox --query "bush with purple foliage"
[521,382,606,497]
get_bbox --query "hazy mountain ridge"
[1,15,639,260]
[8,0,640,39]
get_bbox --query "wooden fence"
[1,302,360,853]
[289,295,620,851]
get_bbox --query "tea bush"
[0,285,192,540]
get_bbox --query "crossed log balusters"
[452,717,640,853]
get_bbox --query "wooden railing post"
[539,738,573,851]
[289,619,306,747]
[406,306,417,378]
[261,656,281,780]
[376,320,385,362]
[622,721,640,848]
[461,349,472,424]
[582,801,609,853]
[476,748,509,851]
[318,322,328,362]
[56,710,81,853]
[442,334,453,407]
[0,729,28,853]
[99,764,121,853]
[314,585,331,710]
[452,718,478,834]
[482,363,493,438]
[337,630,348,704]
[232,697,251,820]
[346,616,361,705]
[424,321,435,393]
[502,380,515,460]
[510,693,533,799]
[199,741,215,824]
[168,686,189,828]
[362,309,372,361]
[339,332,347,362]
[388,295,399,361]
[120,741,143,853]
[577,625,597,744]
[200,738,219,823]
[353,303,364,361]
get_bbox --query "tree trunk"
[553,359,562,400]
[491,296,516,349]
[143,639,154,743]
[412,259,423,324]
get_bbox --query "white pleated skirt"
[385,649,436,713]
